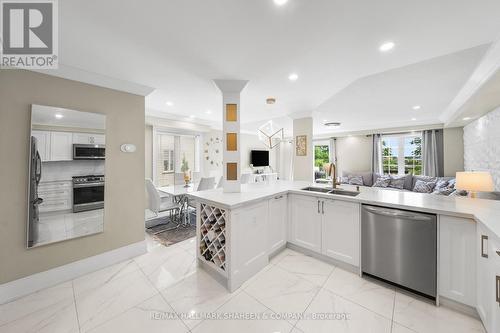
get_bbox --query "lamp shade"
[455,172,494,192]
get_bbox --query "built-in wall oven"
[73,144,105,160]
[72,175,105,212]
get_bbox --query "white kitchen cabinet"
[491,236,500,332]
[49,132,73,161]
[289,194,322,253]
[268,194,287,255]
[231,200,269,289]
[38,181,72,212]
[32,130,51,161]
[439,215,476,307]
[72,132,105,145]
[322,199,360,266]
[477,223,495,333]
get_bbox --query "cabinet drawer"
[39,188,71,199]
[39,198,71,212]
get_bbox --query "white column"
[213,79,248,193]
[293,117,314,181]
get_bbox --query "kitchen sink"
[300,187,332,193]
[328,189,360,197]
[300,187,360,197]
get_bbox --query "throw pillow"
[434,178,449,190]
[389,175,406,189]
[449,189,468,197]
[432,187,455,196]
[373,175,391,188]
[413,180,436,193]
[340,176,349,184]
[348,175,364,186]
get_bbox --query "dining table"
[157,182,199,226]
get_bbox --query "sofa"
[340,171,465,196]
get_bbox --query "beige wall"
[293,117,314,181]
[0,70,145,284]
[335,135,372,176]
[145,125,153,180]
[443,127,464,177]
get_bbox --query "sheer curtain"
[422,129,444,177]
[371,134,383,174]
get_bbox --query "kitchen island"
[189,180,500,331]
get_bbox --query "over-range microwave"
[73,144,105,160]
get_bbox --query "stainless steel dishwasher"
[361,205,437,299]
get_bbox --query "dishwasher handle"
[363,206,434,221]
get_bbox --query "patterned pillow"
[348,175,364,186]
[449,189,468,197]
[447,178,456,189]
[389,175,406,189]
[340,176,349,184]
[433,187,455,196]
[373,175,391,188]
[435,179,449,190]
[413,180,436,193]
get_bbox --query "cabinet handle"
[481,235,488,258]
[497,276,500,305]
[317,200,320,214]
[321,201,324,214]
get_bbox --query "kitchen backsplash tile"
[41,160,105,182]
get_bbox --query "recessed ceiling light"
[266,97,276,105]
[205,109,212,114]
[411,117,417,121]
[412,105,421,110]
[462,117,471,121]
[288,73,298,81]
[379,41,395,52]
[55,114,63,119]
[166,101,174,107]
[324,122,341,127]
[273,0,288,6]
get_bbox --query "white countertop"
[188,180,500,240]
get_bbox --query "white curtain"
[371,134,383,174]
[422,130,444,177]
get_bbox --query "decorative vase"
[183,171,191,187]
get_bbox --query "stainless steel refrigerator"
[28,136,43,247]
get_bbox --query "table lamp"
[456,171,494,198]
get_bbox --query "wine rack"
[199,203,227,274]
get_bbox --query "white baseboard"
[0,240,147,305]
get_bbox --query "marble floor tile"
[244,265,320,321]
[191,291,294,333]
[0,297,79,333]
[295,288,392,333]
[269,248,305,265]
[75,268,158,332]
[393,291,485,333]
[137,248,197,290]
[73,259,141,296]
[392,322,418,333]
[276,252,335,286]
[160,269,236,329]
[0,281,74,326]
[322,269,395,319]
[86,294,188,333]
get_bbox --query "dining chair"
[145,179,182,230]
[197,177,215,191]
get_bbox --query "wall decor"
[204,136,221,167]
[257,120,284,149]
[296,135,307,156]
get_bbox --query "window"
[314,141,330,180]
[382,134,422,175]
[154,132,200,186]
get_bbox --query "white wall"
[293,117,314,181]
[443,127,464,177]
[335,135,372,176]
[202,130,276,180]
[464,106,500,190]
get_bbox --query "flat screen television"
[251,150,269,167]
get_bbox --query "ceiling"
[32,105,106,129]
[58,0,500,134]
